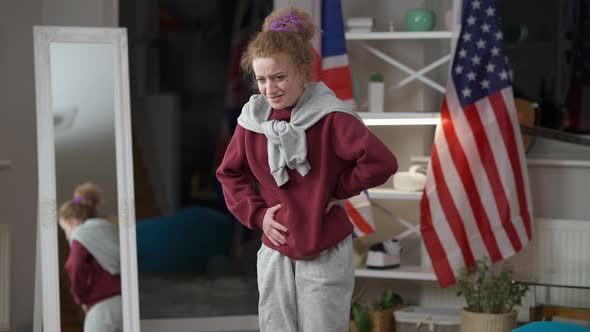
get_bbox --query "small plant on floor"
[456,258,528,314]
[351,302,370,332]
[375,289,403,310]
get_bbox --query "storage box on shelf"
[394,306,461,332]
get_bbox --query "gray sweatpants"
[84,295,123,332]
[257,236,354,332]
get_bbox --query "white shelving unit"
[343,0,460,285]
[346,27,457,94]
[359,116,438,281]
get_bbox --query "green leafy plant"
[456,258,528,314]
[375,289,403,310]
[351,302,370,332]
[351,287,404,331]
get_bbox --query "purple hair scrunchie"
[267,11,305,34]
[72,196,86,205]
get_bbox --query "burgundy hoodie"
[217,107,397,259]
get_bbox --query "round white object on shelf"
[393,165,426,191]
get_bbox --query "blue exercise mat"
[513,321,590,332]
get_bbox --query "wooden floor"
[61,325,83,332]
[60,295,84,332]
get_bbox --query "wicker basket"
[350,306,404,332]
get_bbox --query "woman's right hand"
[262,203,288,246]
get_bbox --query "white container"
[346,17,374,32]
[393,165,427,191]
[394,306,461,332]
[368,72,384,112]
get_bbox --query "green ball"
[404,9,436,32]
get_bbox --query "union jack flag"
[311,0,374,238]
[311,0,354,104]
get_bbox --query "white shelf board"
[409,155,590,168]
[368,188,422,200]
[355,265,437,281]
[345,31,453,40]
[526,158,590,168]
[359,112,440,126]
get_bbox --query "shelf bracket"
[361,42,446,93]
[396,54,451,90]
[371,201,421,240]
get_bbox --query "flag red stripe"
[429,130,475,268]
[463,101,523,252]
[321,66,353,100]
[490,93,533,238]
[311,48,322,82]
[345,201,374,235]
[442,101,503,262]
[420,189,456,287]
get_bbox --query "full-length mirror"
[34,27,139,332]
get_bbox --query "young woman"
[216,6,398,331]
[58,183,122,332]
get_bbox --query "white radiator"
[419,218,590,317]
[0,224,10,332]
[519,218,590,308]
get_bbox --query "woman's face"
[252,53,304,109]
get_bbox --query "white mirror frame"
[33,26,140,332]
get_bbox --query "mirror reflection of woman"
[58,183,122,332]
[216,6,398,331]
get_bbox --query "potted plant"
[369,289,404,332]
[350,302,371,332]
[350,289,404,332]
[457,258,529,332]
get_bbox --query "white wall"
[42,0,118,27]
[0,3,42,332]
[0,1,116,330]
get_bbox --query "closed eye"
[273,75,286,82]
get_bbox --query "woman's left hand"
[324,197,345,214]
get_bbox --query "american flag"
[420,0,533,287]
[310,0,374,237]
